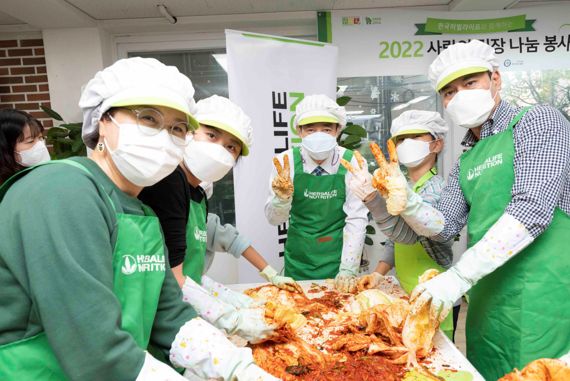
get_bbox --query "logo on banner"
[365,17,382,25]
[342,16,361,25]
[121,254,165,275]
[342,16,380,26]
[466,153,503,181]
[504,58,524,67]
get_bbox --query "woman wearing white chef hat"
[345,39,570,380]
[0,57,277,381]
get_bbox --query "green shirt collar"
[412,167,438,193]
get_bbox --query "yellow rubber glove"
[260,265,303,294]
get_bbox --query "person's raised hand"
[369,140,408,215]
[272,154,294,201]
[341,150,376,202]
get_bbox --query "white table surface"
[228,277,484,381]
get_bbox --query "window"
[338,75,440,172]
[502,69,570,121]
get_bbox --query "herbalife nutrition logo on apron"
[303,189,338,200]
[466,153,504,181]
[121,254,166,275]
[194,226,207,243]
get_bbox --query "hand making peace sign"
[340,141,408,215]
[340,150,377,202]
[369,140,408,215]
[272,154,294,201]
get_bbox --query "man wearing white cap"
[367,40,570,379]
[0,58,277,381]
[265,94,368,293]
[350,110,458,340]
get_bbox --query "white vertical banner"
[226,29,338,283]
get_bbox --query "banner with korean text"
[226,30,338,282]
[326,5,570,77]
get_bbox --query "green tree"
[502,70,570,120]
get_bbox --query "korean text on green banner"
[329,5,570,77]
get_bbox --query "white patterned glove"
[334,269,357,293]
[399,188,446,237]
[171,318,279,381]
[340,150,376,201]
[234,363,281,381]
[232,308,276,344]
[560,351,570,366]
[357,272,384,291]
[334,227,364,294]
[409,268,468,323]
[410,213,533,322]
[182,277,275,343]
[368,141,409,215]
[135,352,187,381]
[200,275,258,309]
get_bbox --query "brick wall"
[0,38,54,128]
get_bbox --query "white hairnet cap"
[195,95,253,156]
[390,110,448,140]
[294,94,346,129]
[428,40,499,91]
[79,57,198,149]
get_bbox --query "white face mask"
[301,131,337,161]
[107,117,184,187]
[396,138,433,168]
[16,140,51,167]
[445,86,498,129]
[183,140,235,183]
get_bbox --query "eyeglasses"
[122,107,190,146]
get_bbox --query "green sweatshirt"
[0,157,197,380]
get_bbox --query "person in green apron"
[351,110,459,341]
[139,95,301,345]
[266,94,368,292]
[0,58,277,381]
[0,109,49,184]
[355,40,570,380]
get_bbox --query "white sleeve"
[170,318,278,381]
[339,154,368,274]
[264,151,294,226]
[181,276,239,334]
[453,213,533,285]
[135,352,187,381]
[200,274,257,309]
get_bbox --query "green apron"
[284,147,353,280]
[182,196,208,283]
[0,160,167,380]
[459,108,570,380]
[394,168,453,340]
